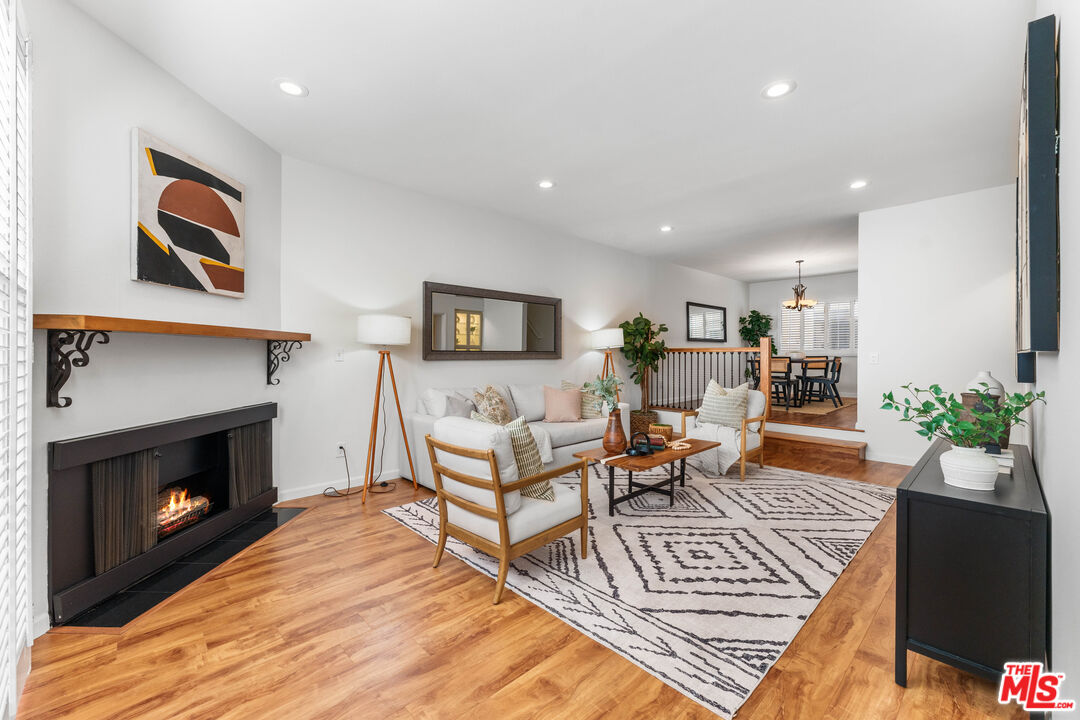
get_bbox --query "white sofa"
[680,387,768,480]
[401,383,630,490]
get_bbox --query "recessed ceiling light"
[277,79,308,97]
[660,225,673,233]
[537,179,556,190]
[761,80,797,99]
[849,179,869,190]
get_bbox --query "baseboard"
[277,468,402,502]
[33,610,50,639]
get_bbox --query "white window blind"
[0,1,30,714]
[779,299,858,354]
[689,308,725,340]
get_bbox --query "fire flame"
[162,489,191,518]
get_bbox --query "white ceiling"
[69,0,1033,282]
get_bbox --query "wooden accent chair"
[425,417,589,604]
[679,386,769,481]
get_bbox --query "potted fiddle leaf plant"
[585,374,626,453]
[881,383,1045,491]
[738,310,777,380]
[619,313,668,435]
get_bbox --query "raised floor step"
[765,431,867,460]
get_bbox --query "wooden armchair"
[425,418,589,604]
[680,387,769,481]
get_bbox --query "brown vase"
[603,409,627,454]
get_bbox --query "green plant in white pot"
[881,383,1045,491]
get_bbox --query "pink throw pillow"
[544,385,582,422]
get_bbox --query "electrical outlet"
[334,349,345,362]
[335,443,346,458]
[869,352,879,365]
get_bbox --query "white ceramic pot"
[965,370,1004,398]
[939,446,1000,491]
[790,351,806,361]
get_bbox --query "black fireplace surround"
[48,403,278,624]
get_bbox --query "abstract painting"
[132,129,245,297]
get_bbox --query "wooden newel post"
[760,336,772,422]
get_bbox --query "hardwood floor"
[18,447,1022,720]
[770,399,860,431]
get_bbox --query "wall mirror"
[686,302,727,342]
[423,281,562,360]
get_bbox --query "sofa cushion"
[473,385,513,425]
[447,481,581,545]
[544,385,582,422]
[473,384,517,418]
[562,380,604,419]
[699,381,749,428]
[509,384,545,423]
[431,417,522,515]
[505,417,554,501]
[530,417,607,448]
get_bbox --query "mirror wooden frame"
[423,281,562,361]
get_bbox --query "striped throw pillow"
[562,380,604,419]
[505,416,554,501]
[698,381,749,429]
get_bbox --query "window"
[0,4,31,714]
[779,299,858,354]
[454,310,482,350]
[686,302,727,342]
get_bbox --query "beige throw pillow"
[473,385,513,425]
[563,380,604,419]
[505,417,555,501]
[698,381,749,429]
[544,386,582,422]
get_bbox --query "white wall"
[857,185,1018,464]
[277,156,749,499]
[748,271,859,395]
[1029,0,1079,687]
[27,0,283,636]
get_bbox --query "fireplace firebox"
[48,403,278,624]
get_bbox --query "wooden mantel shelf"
[34,314,311,409]
[34,314,310,342]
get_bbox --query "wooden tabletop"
[574,438,720,472]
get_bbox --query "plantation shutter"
[826,301,852,351]
[779,307,801,352]
[0,1,30,714]
[802,305,825,350]
[853,300,859,350]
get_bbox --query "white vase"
[939,446,1000,491]
[964,370,1004,397]
[790,351,806,361]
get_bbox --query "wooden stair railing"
[649,338,771,412]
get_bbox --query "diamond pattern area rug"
[383,464,895,718]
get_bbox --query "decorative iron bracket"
[47,330,111,408]
[267,340,303,385]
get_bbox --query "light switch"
[869,352,879,365]
[335,349,345,362]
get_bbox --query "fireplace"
[48,404,278,624]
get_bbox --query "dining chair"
[769,357,799,409]
[800,357,844,408]
[798,356,829,403]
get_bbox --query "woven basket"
[648,423,673,441]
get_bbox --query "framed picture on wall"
[686,302,727,342]
[132,129,246,297]
[1015,14,1059,370]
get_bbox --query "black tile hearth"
[62,507,305,628]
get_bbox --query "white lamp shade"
[357,314,411,345]
[591,327,624,350]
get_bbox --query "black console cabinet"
[896,439,1048,689]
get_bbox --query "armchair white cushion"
[431,417,523,515]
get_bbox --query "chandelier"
[782,260,817,312]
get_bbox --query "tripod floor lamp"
[356,314,418,503]
[591,328,624,400]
